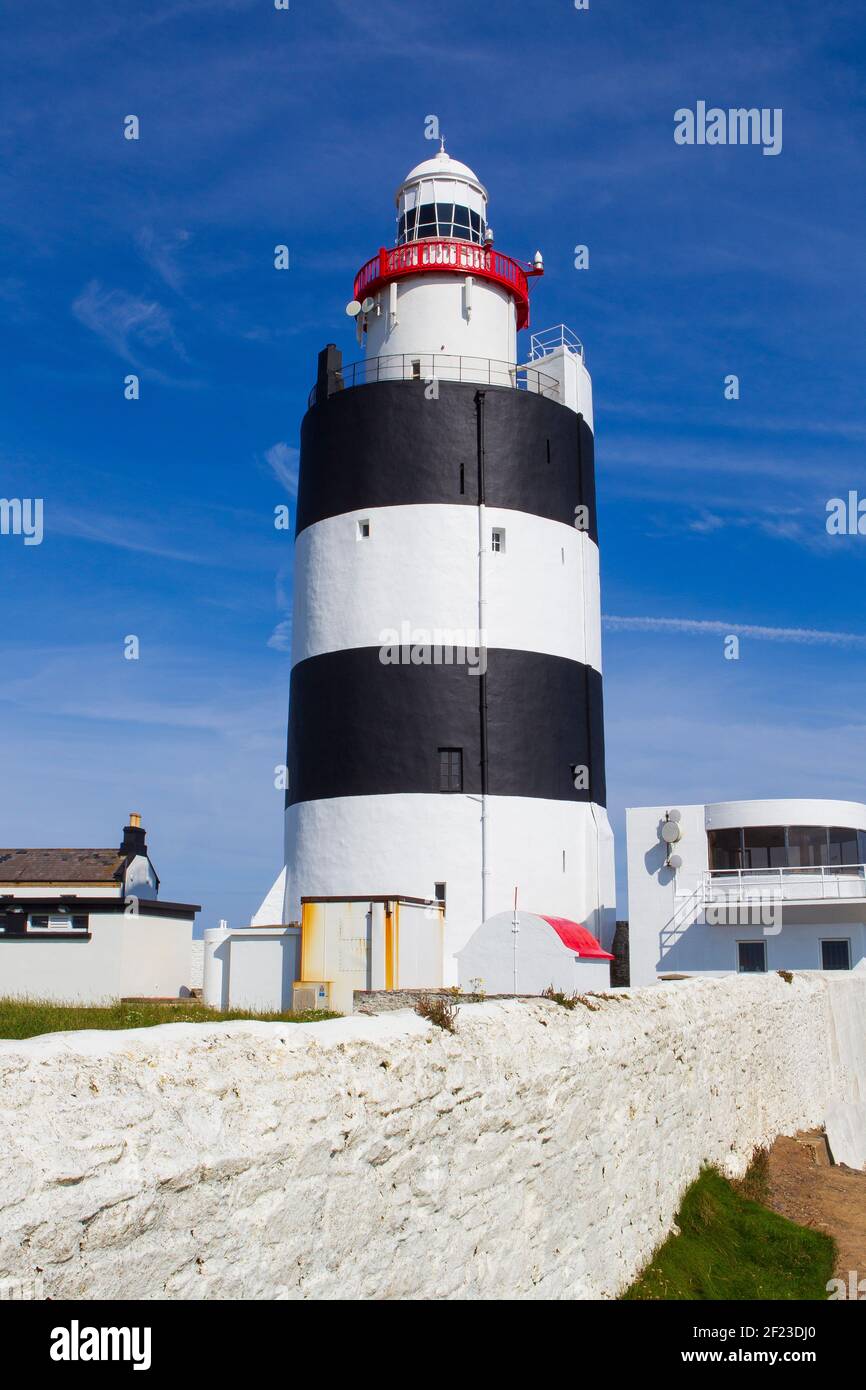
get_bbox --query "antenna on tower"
[439,134,446,154]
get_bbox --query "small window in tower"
[357,519,370,540]
[491,527,506,554]
[438,748,463,793]
[411,359,421,380]
[434,881,446,907]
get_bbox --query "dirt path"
[764,1134,866,1280]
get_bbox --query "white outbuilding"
[457,909,613,996]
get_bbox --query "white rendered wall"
[627,801,866,985]
[364,276,516,368]
[202,926,301,1013]
[285,795,614,982]
[1,974,863,1300]
[292,505,602,671]
[252,867,287,925]
[0,914,193,1005]
[524,346,594,431]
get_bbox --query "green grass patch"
[0,996,341,1040]
[622,1166,835,1301]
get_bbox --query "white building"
[627,798,866,985]
[261,143,616,989]
[457,909,612,996]
[0,816,199,1004]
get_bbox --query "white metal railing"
[702,864,866,903]
[529,324,585,364]
[310,353,560,406]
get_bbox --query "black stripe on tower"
[285,648,606,808]
[296,380,598,541]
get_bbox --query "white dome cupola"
[395,140,490,247]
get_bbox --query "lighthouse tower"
[275,144,615,978]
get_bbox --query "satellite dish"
[360,296,375,313]
[345,300,362,317]
[668,854,683,871]
[668,809,682,823]
[661,819,681,845]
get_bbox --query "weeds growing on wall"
[415,994,459,1032]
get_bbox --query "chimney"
[121,813,147,859]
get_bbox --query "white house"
[627,798,866,986]
[457,909,613,996]
[0,815,199,1004]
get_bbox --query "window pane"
[821,940,850,970]
[453,205,470,229]
[743,825,786,869]
[416,203,436,237]
[469,210,481,233]
[828,827,859,866]
[788,826,829,867]
[708,828,741,871]
[435,203,454,235]
[738,941,766,973]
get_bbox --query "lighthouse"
[270,144,615,982]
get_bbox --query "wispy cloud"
[264,442,299,497]
[603,615,866,649]
[136,227,192,293]
[267,618,292,653]
[71,280,186,365]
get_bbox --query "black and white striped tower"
[279,144,615,976]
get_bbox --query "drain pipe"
[476,390,490,924]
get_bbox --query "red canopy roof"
[538,915,614,960]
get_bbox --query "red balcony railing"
[353,240,539,330]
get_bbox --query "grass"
[621,1165,835,1301]
[0,996,341,1040]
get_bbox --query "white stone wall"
[0,973,862,1301]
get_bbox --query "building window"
[708,828,742,872]
[821,939,851,971]
[410,359,421,380]
[357,519,370,539]
[438,748,463,793]
[787,826,829,868]
[743,825,786,870]
[828,828,860,868]
[434,881,446,907]
[491,527,505,553]
[28,913,88,932]
[737,941,767,973]
[710,824,866,873]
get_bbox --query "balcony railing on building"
[309,353,559,408]
[702,863,866,907]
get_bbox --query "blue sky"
[2,0,865,926]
